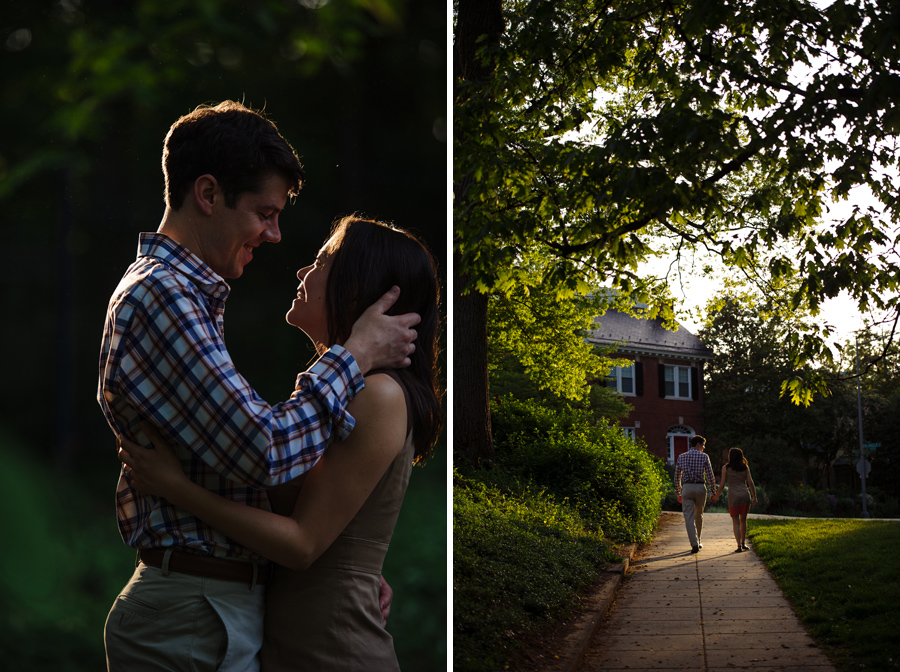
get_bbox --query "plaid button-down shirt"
[98,233,365,559]
[674,446,716,495]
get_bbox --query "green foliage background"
[0,1,446,668]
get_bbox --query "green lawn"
[748,518,900,672]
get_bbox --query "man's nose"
[263,219,282,244]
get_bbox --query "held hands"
[117,422,187,501]
[343,286,420,374]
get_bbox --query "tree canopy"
[455,0,900,462]
[700,285,900,494]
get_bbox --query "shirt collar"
[137,232,231,300]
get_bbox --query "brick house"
[586,309,715,464]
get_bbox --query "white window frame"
[667,425,695,464]
[622,427,636,441]
[664,364,692,400]
[608,363,636,396]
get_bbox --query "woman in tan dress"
[712,448,758,552]
[118,216,442,671]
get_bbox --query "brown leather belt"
[138,548,271,586]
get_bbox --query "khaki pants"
[105,559,266,672]
[681,483,708,549]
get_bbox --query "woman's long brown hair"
[727,447,749,472]
[322,216,442,463]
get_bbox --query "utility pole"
[855,332,872,519]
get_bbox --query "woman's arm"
[713,465,727,501]
[747,467,758,505]
[119,373,408,571]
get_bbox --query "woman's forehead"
[321,231,342,256]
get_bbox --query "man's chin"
[222,264,244,280]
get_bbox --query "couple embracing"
[98,101,441,671]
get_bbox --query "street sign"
[863,442,881,450]
[857,458,872,478]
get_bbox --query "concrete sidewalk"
[576,511,837,672]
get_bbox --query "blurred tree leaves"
[1,1,446,668]
[1,0,446,452]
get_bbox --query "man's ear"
[193,174,219,215]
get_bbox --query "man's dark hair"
[690,435,706,448]
[162,100,305,210]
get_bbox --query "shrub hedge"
[453,397,668,671]
[453,473,615,672]
[489,397,668,543]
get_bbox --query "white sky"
[645,186,891,346]
[601,11,898,347]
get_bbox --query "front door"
[673,435,689,463]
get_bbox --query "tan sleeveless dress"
[726,466,751,508]
[259,371,413,672]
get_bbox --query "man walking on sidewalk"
[674,435,716,553]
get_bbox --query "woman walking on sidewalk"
[712,448,758,552]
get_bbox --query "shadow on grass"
[748,518,900,672]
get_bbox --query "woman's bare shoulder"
[351,372,406,417]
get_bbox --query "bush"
[453,397,668,671]
[488,397,667,543]
[453,472,615,672]
[765,483,832,516]
[737,435,804,491]
[864,486,900,518]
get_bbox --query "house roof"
[586,309,715,361]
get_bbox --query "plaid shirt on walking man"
[674,444,716,496]
[674,436,716,553]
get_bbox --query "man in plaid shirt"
[98,101,418,671]
[674,435,716,554]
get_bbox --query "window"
[622,427,636,441]
[607,364,636,395]
[663,365,692,399]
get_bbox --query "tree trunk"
[453,0,504,464]
[453,249,493,464]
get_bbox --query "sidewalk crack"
[696,558,709,672]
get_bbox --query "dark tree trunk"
[453,0,504,465]
[453,250,493,464]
